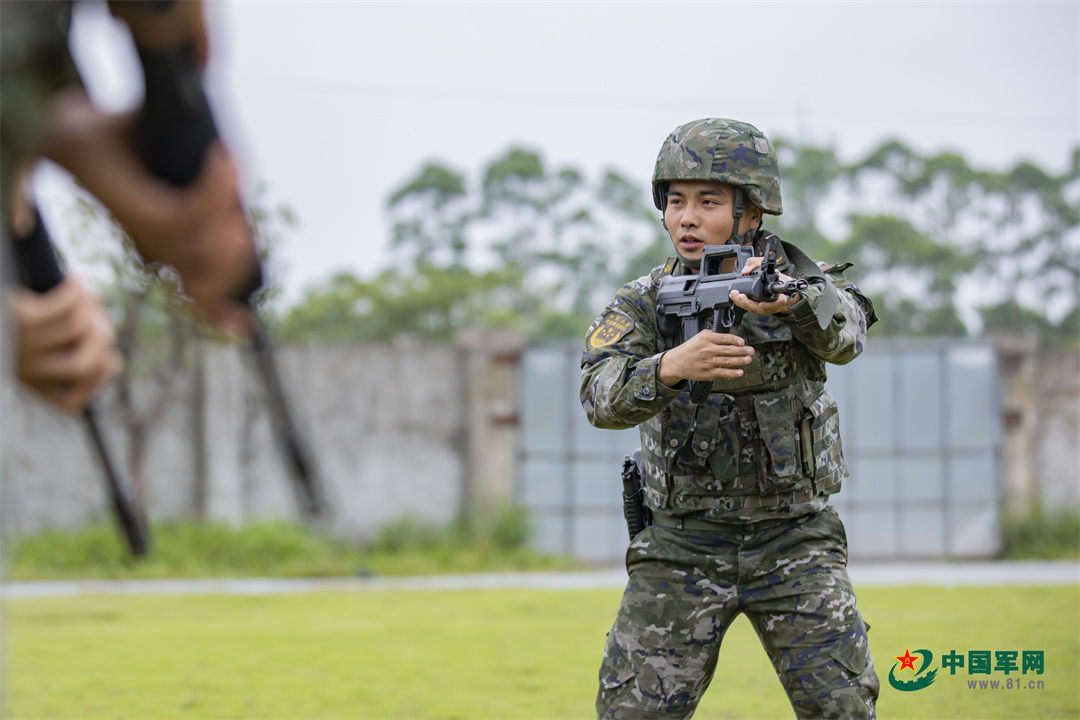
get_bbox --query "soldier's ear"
[661,216,668,231]
[747,204,764,229]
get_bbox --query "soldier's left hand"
[9,278,122,414]
[730,256,802,316]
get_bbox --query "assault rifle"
[656,238,808,403]
[132,15,326,521]
[11,212,149,557]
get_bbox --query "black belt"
[651,507,815,533]
[651,513,735,531]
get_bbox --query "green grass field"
[5,584,1077,719]
[7,516,577,582]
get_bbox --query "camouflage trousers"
[596,506,879,719]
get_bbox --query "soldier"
[2,1,118,412]
[581,118,880,719]
[2,0,256,412]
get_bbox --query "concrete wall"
[2,332,518,542]
[2,332,1075,545]
[518,339,1010,562]
[995,338,1080,515]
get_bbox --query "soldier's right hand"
[41,88,257,336]
[658,330,754,387]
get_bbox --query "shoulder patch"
[588,311,634,349]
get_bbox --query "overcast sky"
[50,0,1080,305]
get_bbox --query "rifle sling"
[779,240,839,332]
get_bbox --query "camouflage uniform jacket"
[580,231,875,523]
[1,0,77,206]
[1,0,77,389]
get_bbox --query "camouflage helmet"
[652,118,783,215]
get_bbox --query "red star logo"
[895,648,920,672]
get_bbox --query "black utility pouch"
[621,449,653,539]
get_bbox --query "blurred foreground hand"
[10,278,122,414]
[42,88,257,336]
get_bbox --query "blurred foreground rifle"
[11,212,149,557]
[656,238,809,403]
[129,3,325,521]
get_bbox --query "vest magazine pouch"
[705,395,742,488]
[658,399,695,468]
[685,399,723,468]
[662,424,693,467]
[752,385,802,494]
[805,389,846,493]
[740,311,794,345]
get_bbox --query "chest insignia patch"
[589,311,634,349]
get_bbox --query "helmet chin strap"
[670,187,755,270]
[674,247,702,271]
[727,187,744,244]
[727,189,762,246]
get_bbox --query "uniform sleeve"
[0,1,80,160]
[777,266,876,366]
[579,278,683,430]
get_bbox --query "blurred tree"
[774,139,1078,347]
[283,140,1078,348]
[830,214,975,336]
[282,147,665,342]
[63,186,293,518]
[387,162,470,267]
[276,265,522,344]
[770,140,843,258]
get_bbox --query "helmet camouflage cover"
[652,118,783,215]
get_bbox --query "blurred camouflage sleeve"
[580,275,683,430]
[0,1,79,162]
[778,263,877,366]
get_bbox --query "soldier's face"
[664,181,762,263]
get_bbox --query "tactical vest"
[638,239,848,514]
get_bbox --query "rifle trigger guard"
[720,306,737,331]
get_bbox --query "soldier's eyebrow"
[667,185,731,199]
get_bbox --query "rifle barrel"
[11,211,150,557]
[137,41,326,522]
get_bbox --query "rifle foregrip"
[11,210,64,293]
[138,43,218,186]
